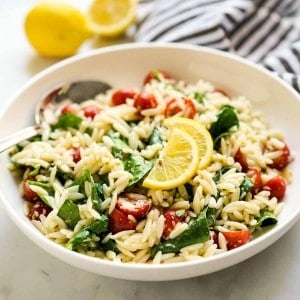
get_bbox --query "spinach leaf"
[27,180,54,207]
[256,210,278,227]
[107,129,128,159]
[108,130,153,185]
[53,113,82,130]
[213,167,231,183]
[125,154,154,185]
[206,207,217,227]
[148,127,162,145]
[210,105,239,146]
[71,169,103,212]
[100,239,119,253]
[240,176,253,199]
[57,200,80,229]
[190,91,206,103]
[66,216,109,251]
[27,180,54,195]
[28,165,41,177]
[151,209,210,256]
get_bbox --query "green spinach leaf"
[210,105,239,147]
[190,91,206,103]
[53,113,83,130]
[71,169,103,212]
[108,129,153,185]
[57,200,80,229]
[148,127,162,145]
[27,180,54,207]
[66,216,109,251]
[151,209,210,256]
[256,210,278,227]
[240,176,253,199]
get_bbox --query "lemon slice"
[87,0,137,37]
[143,128,200,190]
[164,117,213,169]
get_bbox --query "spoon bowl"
[0,80,111,153]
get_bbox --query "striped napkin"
[134,0,300,92]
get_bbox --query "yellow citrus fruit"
[24,1,93,58]
[164,117,213,169]
[143,128,200,190]
[87,0,137,37]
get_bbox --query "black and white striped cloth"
[134,0,300,92]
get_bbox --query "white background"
[0,1,299,299]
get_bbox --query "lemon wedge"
[24,1,93,58]
[143,128,200,190]
[164,117,213,169]
[87,0,137,37]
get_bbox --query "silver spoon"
[0,80,112,153]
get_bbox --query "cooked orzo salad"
[9,70,293,264]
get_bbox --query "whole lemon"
[24,1,93,58]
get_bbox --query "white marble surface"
[0,1,300,299]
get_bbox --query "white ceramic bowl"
[0,43,299,281]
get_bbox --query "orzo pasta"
[9,70,293,264]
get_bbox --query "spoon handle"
[0,125,41,153]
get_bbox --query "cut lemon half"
[143,128,200,190]
[164,117,213,169]
[87,0,137,37]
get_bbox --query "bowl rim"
[0,42,299,280]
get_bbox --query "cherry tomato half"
[234,148,249,172]
[61,103,76,114]
[164,98,196,119]
[22,181,39,203]
[28,200,52,220]
[116,193,151,220]
[263,175,286,201]
[268,144,290,170]
[247,167,263,194]
[162,209,187,239]
[112,89,137,106]
[83,105,100,119]
[143,70,170,85]
[133,93,157,110]
[71,147,81,163]
[222,229,250,250]
[109,208,137,234]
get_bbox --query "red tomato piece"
[222,229,250,250]
[61,104,76,114]
[133,93,157,110]
[234,148,249,172]
[109,208,137,234]
[162,209,187,239]
[247,167,263,194]
[22,181,39,203]
[83,105,100,119]
[28,200,52,220]
[164,98,196,119]
[263,175,286,201]
[268,144,290,170]
[210,231,218,245]
[72,147,81,163]
[116,193,151,219]
[143,70,170,85]
[111,89,137,106]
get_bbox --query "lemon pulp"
[143,128,200,190]
[88,0,137,37]
[164,117,213,169]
